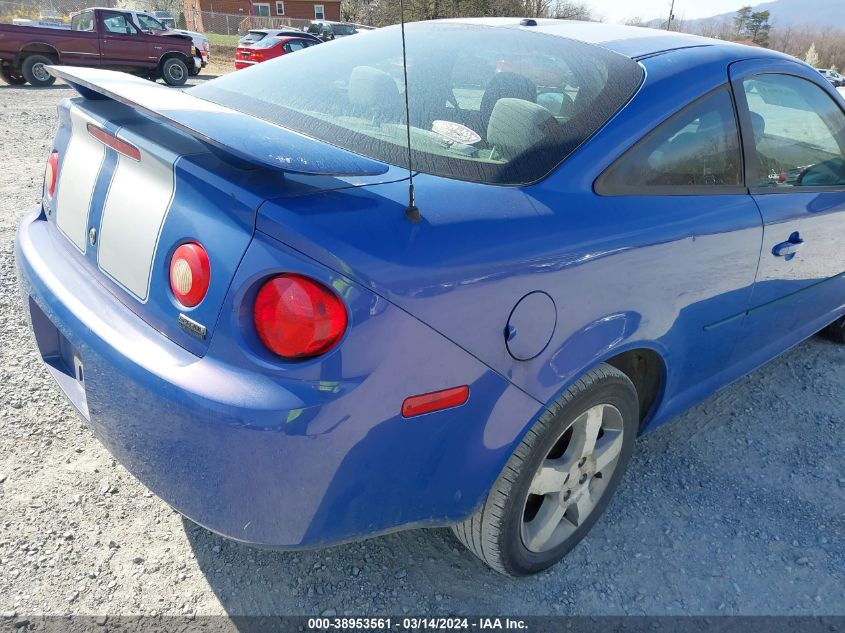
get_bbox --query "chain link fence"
[0,0,161,26]
[195,10,309,35]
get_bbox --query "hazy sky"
[587,0,746,24]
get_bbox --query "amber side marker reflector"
[87,123,141,161]
[402,386,469,418]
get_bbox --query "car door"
[99,10,156,69]
[728,58,845,368]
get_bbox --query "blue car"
[15,18,845,576]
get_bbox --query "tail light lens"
[252,51,264,61]
[254,274,347,359]
[169,243,210,307]
[45,151,58,198]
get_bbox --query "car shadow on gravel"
[182,337,845,617]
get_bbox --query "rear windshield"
[193,23,643,185]
[332,24,356,35]
[240,31,267,44]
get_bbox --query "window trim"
[732,70,845,196]
[275,1,284,15]
[314,4,325,19]
[252,2,271,17]
[594,85,747,197]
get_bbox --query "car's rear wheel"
[1,67,27,85]
[161,57,188,86]
[452,363,638,576]
[21,55,56,87]
[820,316,845,344]
[188,66,201,77]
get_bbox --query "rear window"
[192,22,643,185]
[240,31,267,44]
[332,24,356,35]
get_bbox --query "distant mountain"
[646,0,844,30]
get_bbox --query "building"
[195,0,340,22]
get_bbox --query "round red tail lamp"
[169,242,211,307]
[254,274,347,359]
[45,151,58,198]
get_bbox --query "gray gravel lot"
[0,79,844,618]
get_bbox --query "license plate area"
[29,297,89,420]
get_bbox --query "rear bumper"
[16,207,543,548]
[234,60,257,70]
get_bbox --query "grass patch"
[207,33,241,47]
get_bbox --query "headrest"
[487,98,557,160]
[348,65,401,110]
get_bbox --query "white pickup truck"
[122,9,209,74]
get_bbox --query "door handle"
[772,232,804,261]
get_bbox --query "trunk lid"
[43,66,398,356]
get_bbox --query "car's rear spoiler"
[48,66,389,177]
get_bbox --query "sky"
[586,0,747,24]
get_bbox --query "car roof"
[439,17,787,60]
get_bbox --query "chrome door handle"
[772,232,804,261]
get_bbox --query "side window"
[286,40,306,52]
[71,12,94,31]
[597,88,743,194]
[743,74,845,188]
[102,12,138,35]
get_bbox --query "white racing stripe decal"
[55,107,106,253]
[97,137,178,303]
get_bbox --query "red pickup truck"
[0,8,197,87]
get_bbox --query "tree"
[733,6,751,38]
[805,42,820,67]
[746,10,770,46]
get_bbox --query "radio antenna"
[399,0,420,223]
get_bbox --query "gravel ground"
[0,78,844,619]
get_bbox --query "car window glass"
[71,11,94,31]
[192,23,643,185]
[597,88,742,193]
[744,74,845,188]
[102,13,138,34]
[137,14,164,30]
[286,40,306,52]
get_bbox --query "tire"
[452,363,639,576]
[188,66,200,77]
[161,57,188,87]
[21,55,56,87]
[820,316,845,344]
[1,67,27,85]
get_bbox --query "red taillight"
[169,243,210,308]
[45,151,58,198]
[402,386,470,418]
[87,123,141,161]
[252,51,264,61]
[254,274,347,359]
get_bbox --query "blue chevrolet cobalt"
[15,18,845,576]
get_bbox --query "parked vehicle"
[817,68,845,87]
[236,27,320,46]
[235,34,318,69]
[127,10,209,73]
[12,10,69,29]
[0,7,196,86]
[151,10,176,29]
[306,20,361,41]
[16,20,845,577]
